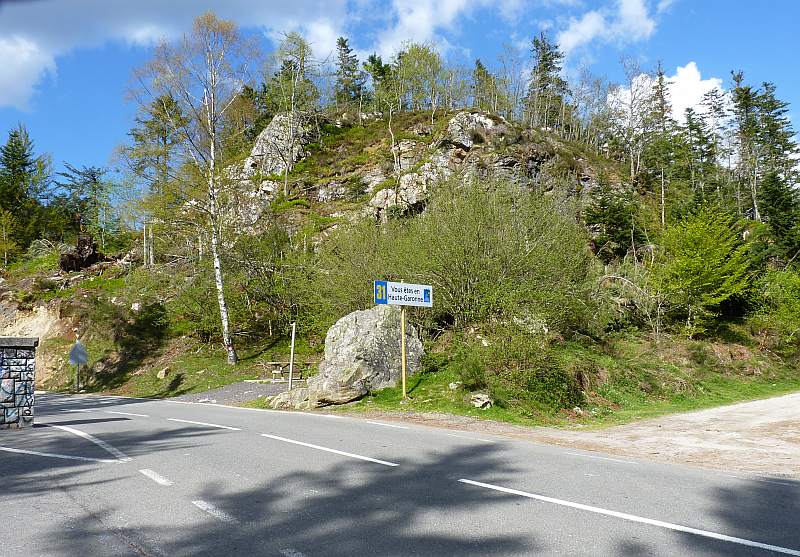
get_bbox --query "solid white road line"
[280,549,308,557]
[139,469,174,486]
[565,452,635,464]
[0,446,119,463]
[366,421,409,430]
[445,433,496,443]
[192,500,236,523]
[261,433,399,467]
[167,418,241,431]
[106,411,150,417]
[44,423,132,462]
[458,479,800,556]
[63,409,94,413]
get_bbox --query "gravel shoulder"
[173,380,299,405]
[338,393,800,478]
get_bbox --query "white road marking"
[167,418,240,431]
[0,446,119,463]
[139,469,174,486]
[261,433,398,467]
[565,452,635,464]
[724,474,796,487]
[445,433,496,443]
[44,423,131,462]
[366,421,409,430]
[281,549,308,557]
[192,500,236,523]
[458,479,800,556]
[63,409,94,413]
[106,411,149,417]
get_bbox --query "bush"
[301,181,596,337]
[754,269,800,347]
[653,206,751,337]
[449,345,489,391]
[487,326,584,411]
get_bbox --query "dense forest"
[2,12,798,421]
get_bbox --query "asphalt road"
[1,393,798,557]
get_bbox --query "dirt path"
[344,393,800,478]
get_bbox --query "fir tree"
[524,32,569,129]
[334,37,364,108]
[759,172,800,261]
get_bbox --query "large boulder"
[270,305,424,409]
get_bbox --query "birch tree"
[136,12,259,364]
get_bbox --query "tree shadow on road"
[38,443,538,557]
[613,475,800,556]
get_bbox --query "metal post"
[401,305,407,399]
[288,321,297,391]
[75,364,80,392]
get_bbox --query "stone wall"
[0,337,38,429]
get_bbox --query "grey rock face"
[242,113,312,180]
[270,305,424,409]
[445,111,503,150]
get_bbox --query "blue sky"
[0,0,797,174]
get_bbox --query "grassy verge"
[322,332,800,429]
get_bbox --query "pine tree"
[731,70,761,220]
[760,172,800,261]
[471,59,495,112]
[645,63,676,226]
[0,125,37,215]
[334,37,364,109]
[524,32,569,130]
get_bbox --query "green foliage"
[301,182,595,337]
[759,172,800,262]
[585,178,644,262]
[654,206,751,336]
[754,269,800,346]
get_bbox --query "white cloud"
[0,0,349,109]
[557,0,656,56]
[0,37,56,110]
[608,61,724,125]
[657,0,677,13]
[372,0,537,58]
[558,11,606,54]
[667,62,723,123]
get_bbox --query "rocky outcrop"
[241,113,312,180]
[269,305,424,409]
[443,111,508,150]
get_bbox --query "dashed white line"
[458,479,800,556]
[63,409,94,413]
[44,423,131,462]
[139,469,174,486]
[106,411,149,418]
[261,433,399,467]
[366,421,409,430]
[167,418,241,431]
[0,446,119,463]
[565,452,635,464]
[192,500,236,523]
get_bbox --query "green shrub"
[301,181,595,337]
[449,346,488,391]
[754,269,800,347]
[653,206,751,337]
